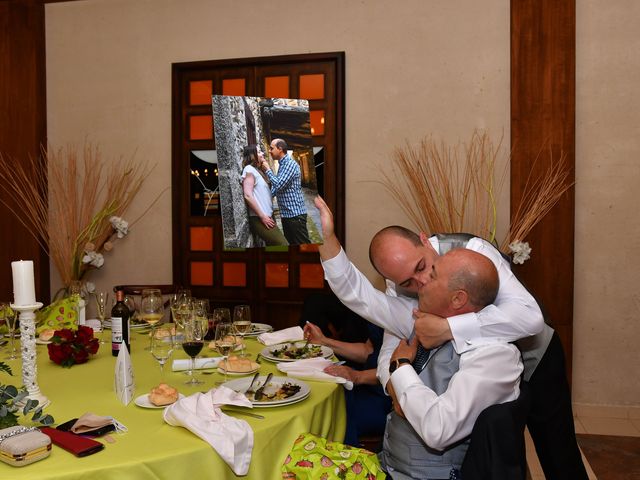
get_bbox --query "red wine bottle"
[111,289,131,356]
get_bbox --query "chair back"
[461,382,531,480]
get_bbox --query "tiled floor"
[526,406,640,479]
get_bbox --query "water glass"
[232,305,251,357]
[93,292,109,344]
[1,303,18,360]
[150,324,175,380]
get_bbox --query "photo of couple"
[212,95,323,249]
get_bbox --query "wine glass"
[182,314,205,385]
[214,322,238,385]
[93,292,109,344]
[171,294,192,330]
[150,324,175,380]
[1,303,18,361]
[140,288,164,330]
[232,305,251,357]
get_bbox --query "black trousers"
[527,332,588,479]
[282,214,310,245]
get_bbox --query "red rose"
[47,326,99,367]
[47,344,66,365]
[76,325,94,343]
[54,329,74,343]
[73,349,89,364]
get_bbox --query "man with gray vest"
[313,196,588,479]
[380,247,524,478]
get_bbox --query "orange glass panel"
[310,110,325,136]
[190,115,213,140]
[299,263,325,289]
[191,261,213,286]
[223,262,247,287]
[265,263,289,288]
[299,74,325,99]
[190,226,213,251]
[189,80,213,105]
[264,76,290,98]
[299,243,319,253]
[222,78,246,96]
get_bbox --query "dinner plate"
[222,376,310,407]
[35,338,52,345]
[134,393,185,409]
[217,365,260,376]
[260,342,333,363]
[243,323,273,337]
[103,320,150,331]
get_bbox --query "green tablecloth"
[5,332,346,479]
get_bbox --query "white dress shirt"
[320,236,544,388]
[390,341,523,450]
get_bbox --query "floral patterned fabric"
[282,433,386,479]
[35,296,79,334]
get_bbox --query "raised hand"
[314,195,341,260]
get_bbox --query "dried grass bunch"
[378,130,573,261]
[0,144,156,287]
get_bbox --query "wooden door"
[172,52,345,330]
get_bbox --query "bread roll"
[149,383,179,406]
[221,355,257,373]
[39,329,55,342]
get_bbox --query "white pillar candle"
[12,260,37,306]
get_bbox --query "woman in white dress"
[241,145,288,246]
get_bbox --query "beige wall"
[47,0,640,406]
[574,1,640,406]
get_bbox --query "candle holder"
[10,302,50,409]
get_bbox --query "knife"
[253,373,273,401]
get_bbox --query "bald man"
[379,248,523,479]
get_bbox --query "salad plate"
[260,342,333,363]
[222,376,310,407]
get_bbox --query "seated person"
[300,292,391,448]
[381,248,523,479]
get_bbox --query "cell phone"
[41,427,105,457]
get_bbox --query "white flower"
[109,216,129,238]
[83,282,96,294]
[509,241,532,265]
[82,250,104,268]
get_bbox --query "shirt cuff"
[448,312,481,353]
[390,363,422,396]
[320,247,350,279]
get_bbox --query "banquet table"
[4,329,346,479]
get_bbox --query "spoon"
[244,371,261,394]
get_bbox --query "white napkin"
[114,344,135,405]
[163,387,254,475]
[277,357,353,390]
[172,357,222,372]
[257,326,304,346]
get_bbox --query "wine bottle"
[111,289,131,356]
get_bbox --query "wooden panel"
[0,0,49,302]
[511,0,576,381]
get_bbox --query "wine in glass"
[214,322,238,385]
[232,305,251,357]
[182,314,205,385]
[1,303,18,361]
[140,289,165,351]
[150,324,175,380]
[93,292,109,344]
[171,295,192,329]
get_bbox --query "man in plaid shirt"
[260,138,311,245]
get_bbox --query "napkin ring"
[0,426,52,467]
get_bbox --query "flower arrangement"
[378,130,573,262]
[0,143,164,294]
[47,326,100,367]
[0,362,54,428]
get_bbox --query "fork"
[255,352,261,364]
[253,373,273,401]
[244,371,261,394]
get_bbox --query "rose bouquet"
[47,326,99,367]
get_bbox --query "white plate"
[35,338,51,345]
[260,342,333,363]
[217,365,260,376]
[243,323,273,337]
[134,393,185,409]
[222,376,310,407]
[103,320,150,330]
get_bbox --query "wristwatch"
[389,358,411,374]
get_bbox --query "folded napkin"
[277,358,353,390]
[163,387,254,475]
[172,357,222,372]
[257,326,304,346]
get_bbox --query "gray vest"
[435,233,553,381]
[380,342,467,479]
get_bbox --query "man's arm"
[264,157,295,194]
[391,342,523,450]
[376,330,401,394]
[314,196,416,338]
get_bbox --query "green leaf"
[39,414,54,426]
[0,362,12,376]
